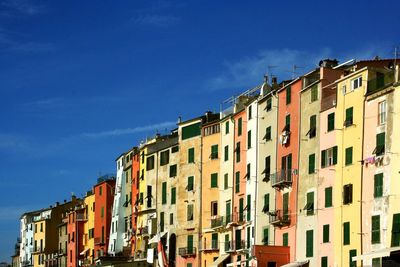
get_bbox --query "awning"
[210,254,230,267]
[352,246,400,261]
[79,248,89,256]
[281,260,309,267]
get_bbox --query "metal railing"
[224,240,248,252]
[269,210,290,226]
[270,169,293,188]
[367,71,395,95]
[178,247,196,257]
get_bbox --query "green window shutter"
[101,207,104,218]
[323,224,330,243]
[187,176,194,191]
[265,126,271,140]
[211,173,218,188]
[346,107,353,125]
[247,130,252,148]
[169,164,177,177]
[308,154,315,174]
[310,115,316,128]
[283,193,289,216]
[188,148,195,163]
[263,228,269,245]
[321,256,328,267]
[239,198,244,222]
[306,191,314,215]
[285,114,291,131]
[283,233,288,246]
[235,172,240,193]
[371,215,380,244]
[321,149,327,168]
[238,118,242,136]
[372,258,381,267]
[187,235,193,249]
[224,145,229,161]
[311,85,318,102]
[236,142,241,162]
[224,173,228,189]
[247,195,251,221]
[247,227,251,248]
[265,156,271,178]
[162,182,167,204]
[375,132,385,155]
[345,147,353,165]
[374,173,383,198]
[349,249,357,267]
[325,187,332,207]
[246,163,251,180]
[211,144,218,159]
[391,213,400,246]
[212,233,218,249]
[263,193,270,213]
[160,212,164,232]
[343,222,350,245]
[333,146,338,165]
[225,121,229,134]
[286,86,291,105]
[306,230,313,257]
[182,123,201,140]
[171,187,176,204]
[266,97,272,111]
[327,113,335,132]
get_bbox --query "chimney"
[177,116,182,124]
[264,75,268,84]
[56,202,59,207]
[272,77,278,85]
[319,59,339,68]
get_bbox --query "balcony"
[200,240,219,252]
[94,237,105,245]
[269,210,290,227]
[178,247,196,257]
[270,169,294,189]
[76,213,87,221]
[32,247,44,254]
[224,240,248,253]
[367,71,395,95]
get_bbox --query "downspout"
[198,128,203,267]
[272,89,279,247]
[253,100,259,260]
[340,85,346,267]
[294,86,301,262]
[231,115,236,262]
[155,149,159,267]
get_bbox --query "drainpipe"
[231,116,236,263]
[198,130,203,267]
[253,101,259,260]
[155,150,159,267]
[294,87,301,262]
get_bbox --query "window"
[225,121,229,134]
[321,257,328,267]
[246,163,251,180]
[182,122,201,140]
[211,173,218,188]
[286,86,291,105]
[146,155,155,170]
[139,192,143,205]
[323,224,330,243]
[374,173,383,198]
[327,113,335,132]
[266,97,272,111]
[372,258,381,267]
[311,85,318,102]
[211,144,218,159]
[235,142,241,162]
[325,187,332,207]
[307,115,316,138]
[391,213,400,246]
[306,230,313,257]
[246,194,251,221]
[171,145,179,153]
[263,228,269,245]
[374,132,385,156]
[345,147,353,165]
[224,145,229,161]
[248,105,252,120]
[99,186,102,196]
[238,118,242,136]
[349,249,357,267]
[343,222,350,245]
[147,185,152,207]
[171,187,176,204]
[371,215,380,244]
[211,201,218,216]
[343,184,353,204]
[160,150,169,166]
[101,207,104,218]
[264,126,272,141]
[263,156,271,181]
[262,194,269,213]
[170,213,174,225]
[160,212,164,232]
[187,204,194,221]
[188,148,195,163]
[352,76,362,90]
[235,172,240,193]
[378,101,387,125]
[187,176,194,191]
[321,146,337,168]
[247,130,252,149]
[344,107,353,127]
[285,114,291,131]
[283,233,288,246]
[308,154,315,174]
[204,124,220,136]
[224,173,228,189]
[304,192,314,216]
[169,164,177,177]
[212,233,218,249]
[187,235,194,251]
[162,182,167,204]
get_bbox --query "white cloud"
[1,0,45,15]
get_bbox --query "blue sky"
[0,0,399,261]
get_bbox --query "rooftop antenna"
[267,65,277,83]
[292,65,303,79]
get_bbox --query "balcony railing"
[211,212,246,231]
[76,213,87,221]
[269,210,290,227]
[224,240,248,253]
[201,240,219,251]
[270,169,294,188]
[178,247,196,257]
[94,237,105,245]
[367,71,395,95]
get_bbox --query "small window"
[374,132,385,156]
[323,224,330,243]
[344,107,354,127]
[210,144,218,159]
[352,76,362,90]
[321,146,337,168]
[169,164,177,177]
[146,155,155,170]
[160,150,169,166]
[238,118,242,136]
[171,187,176,204]
[187,204,194,221]
[170,213,174,225]
[235,171,240,193]
[264,126,272,141]
[224,173,228,189]
[266,97,272,111]
[246,163,251,180]
[306,115,316,138]
[211,201,218,216]
[161,182,167,204]
[285,114,291,132]
[343,222,350,245]
[345,147,353,165]
[371,215,380,244]
[187,176,194,191]
[283,233,288,246]
[378,101,387,125]
[263,228,269,245]
[343,184,353,205]
[224,145,229,161]
[308,154,315,174]
[247,130,252,149]
[248,105,252,120]
[235,142,241,162]
[304,192,314,216]
[321,257,328,267]
[306,230,313,257]
[225,121,229,134]
[262,194,270,213]
[188,148,195,163]
[327,113,335,132]
[211,173,218,188]
[311,85,318,102]
[262,156,271,181]
[171,145,179,153]
[286,86,291,105]
[325,187,332,207]
[349,250,357,267]
[374,173,383,198]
